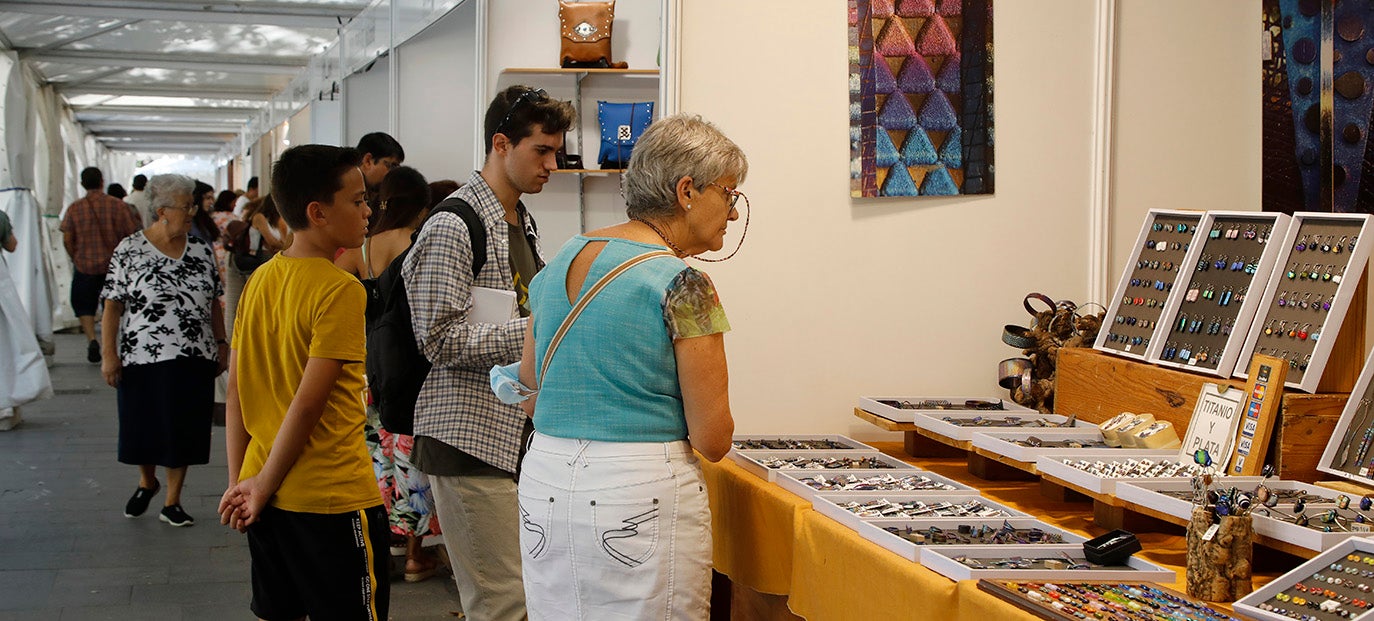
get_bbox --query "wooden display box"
[1054,347,1349,482]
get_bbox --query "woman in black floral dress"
[100,174,228,527]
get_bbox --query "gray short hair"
[623,114,748,220]
[146,174,196,213]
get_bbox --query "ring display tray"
[728,450,915,483]
[1096,209,1206,361]
[908,411,1094,443]
[1235,212,1372,392]
[856,395,1035,424]
[919,544,1176,582]
[1318,349,1374,486]
[970,430,1173,463]
[729,434,874,452]
[1116,478,1359,553]
[850,517,1087,562]
[1034,452,1209,495]
[1151,211,1292,377]
[812,492,1028,533]
[976,580,1245,621]
[773,468,973,500]
[1234,537,1374,621]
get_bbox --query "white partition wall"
[345,55,392,148]
[310,100,344,147]
[396,0,478,183]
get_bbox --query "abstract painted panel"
[1262,0,1374,214]
[849,0,993,198]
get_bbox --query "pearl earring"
[161,219,168,225]
[685,203,692,210]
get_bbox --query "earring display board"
[773,468,974,500]
[1235,212,1372,392]
[1234,537,1374,621]
[1318,349,1374,486]
[847,517,1087,563]
[919,544,1176,582]
[1151,211,1292,377]
[977,580,1245,621]
[1095,209,1205,360]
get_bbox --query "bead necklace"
[630,217,685,257]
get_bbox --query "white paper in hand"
[470,286,517,324]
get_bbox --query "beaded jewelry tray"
[773,469,974,499]
[921,545,1176,581]
[852,518,1087,562]
[977,580,1243,621]
[1236,537,1374,621]
[729,450,915,482]
[730,434,873,451]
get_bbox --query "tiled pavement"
[0,333,464,620]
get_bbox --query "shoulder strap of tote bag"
[537,250,674,388]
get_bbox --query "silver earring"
[161,219,168,225]
[685,203,692,210]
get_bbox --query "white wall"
[345,55,392,148]
[310,100,344,147]
[396,0,478,183]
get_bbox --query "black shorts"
[247,504,390,621]
[70,271,106,317]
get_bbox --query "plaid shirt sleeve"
[403,212,526,371]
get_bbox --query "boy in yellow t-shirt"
[219,144,387,621]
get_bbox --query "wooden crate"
[1054,347,1346,482]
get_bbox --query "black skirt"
[117,357,216,467]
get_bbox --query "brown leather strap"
[1023,292,1056,316]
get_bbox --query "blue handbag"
[597,101,654,169]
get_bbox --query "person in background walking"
[61,166,141,364]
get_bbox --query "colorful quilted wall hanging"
[1262,0,1374,213]
[849,0,994,198]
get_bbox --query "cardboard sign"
[1177,383,1246,470]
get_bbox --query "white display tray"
[1034,452,1203,495]
[728,450,915,483]
[1114,477,1264,522]
[909,411,1095,443]
[856,396,1036,424]
[1317,347,1374,487]
[855,517,1087,562]
[1235,537,1374,621]
[919,544,1177,582]
[812,492,1028,536]
[969,430,1174,463]
[729,434,875,453]
[774,468,974,500]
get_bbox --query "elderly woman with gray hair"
[100,173,227,528]
[508,114,748,619]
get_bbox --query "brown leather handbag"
[559,1,627,69]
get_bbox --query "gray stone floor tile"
[58,603,182,621]
[0,570,55,610]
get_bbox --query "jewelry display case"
[969,429,1175,464]
[976,580,1244,621]
[906,411,1094,443]
[773,468,973,500]
[1236,212,1373,392]
[728,450,915,482]
[729,434,874,452]
[1096,209,1206,361]
[919,544,1176,582]
[1318,349,1374,486]
[856,395,1036,424]
[1234,536,1374,621]
[1150,211,1292,377]
[848,517,1086,562]
[1034,452,1210,495]
[811,492,1027,534]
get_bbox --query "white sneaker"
[0,408,20,431]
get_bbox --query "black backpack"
[368,198,486,435]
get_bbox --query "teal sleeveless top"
[529,236,729,442]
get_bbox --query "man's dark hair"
[246,176,259,191]
[372,166,431,235]
[80,167,103,190]
[356,132,405,162]
[132,174,147,191]
[106,183,127,200]
[271,145,363,231]
[482,85,576,155]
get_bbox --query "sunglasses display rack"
[729,450,915,483]
[976,580,1245,621]
[1235,212,1372,392]
[1115,478,1363,553]
[1318,349,1374,487]
[729,434,874,453]
[1033,452,1211,496]
[969,429,1173,464]
[920,544,1176,582]
[847,517,1087,562]
[1095,209,1206,361]
[1149,211,1292,377]
[856,395,1036,424]
[812,492,1027,533]
[1234,537,1374,621]
[773,468,974,500]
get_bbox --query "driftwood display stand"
[1186,508,1254,602]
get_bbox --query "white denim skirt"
[518,431,712,621]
